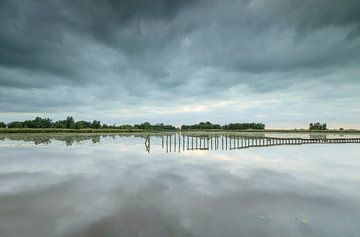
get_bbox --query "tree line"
[0,117,332,131]
[4,117,102,129]
[309,122,327,130]
[0,117,177,131]
[0,118,265,130]
[181,121,265,130]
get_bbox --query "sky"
[0,0,359,128]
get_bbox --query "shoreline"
[1,128,360,134]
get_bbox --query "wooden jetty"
[154,134,360,153]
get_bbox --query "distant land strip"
[0,117,359,133]
[1,128,360,134]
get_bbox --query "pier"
[148,134,360,153]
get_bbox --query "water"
[0,133,360,237]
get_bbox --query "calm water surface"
[0,133,360,237]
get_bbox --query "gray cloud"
[0,0,197,83]
[0,0,359,126]
[274,0,360,37]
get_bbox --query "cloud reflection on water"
[0,135,359,237]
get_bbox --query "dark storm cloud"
[0,0,359,87]
[187,0,360,74]
[64,0,198,45]
[0,0,359,125]
[233,0,360,35]
[0,1,77,80]
[0,0,197,86]
[276,0,360,38]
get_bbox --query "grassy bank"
[181,129,360,133]
[0,128,154,133]
[1,128,360,134]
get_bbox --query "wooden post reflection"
[157,134,360,153]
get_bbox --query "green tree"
[7,121,24,128]
[222,123,265,130]
[74,121,92,129]
[23,117,52,128]
[65,116,75,129]
[309,122,327,130]
[0,122,6,128]
[91,120,101,129]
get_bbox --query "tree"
[222,123,265,130]
[22,117,52,128]
[7,121,24,128]
[65,116,75,129]
[91,120,101,129]
[309,122,327,130]
[181,122,221,130]
[0,122,6,128]
[181,122,265,130]
[134,122,176,130]
[135,122,151,129]
[74,121,92,129]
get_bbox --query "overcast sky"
[0,0,359,128]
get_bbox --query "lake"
[0,133,360,237]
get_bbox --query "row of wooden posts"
[144,134,360,153]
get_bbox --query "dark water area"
[0,133,360,237]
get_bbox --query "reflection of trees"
[0,134,53,145]
[34,137,52,145]
[91,136,100,144]
[309,134,327,139]
[0,134,106,146]
[0,134,150,146]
